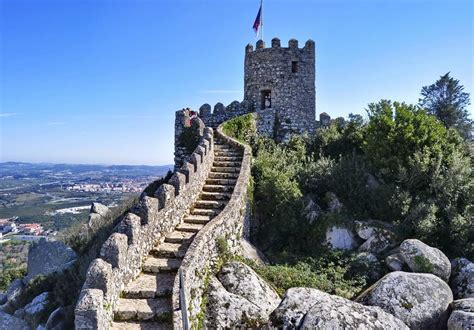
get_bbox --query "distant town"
[0,162,172,244]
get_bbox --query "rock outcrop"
[23,292,50,328]
[205,277,268,328]
[270,287,408,329]
[357,271,453,329]
[400,239,451,281]
[355,220,398,255]
[217,261,280,315]
[450,258,474,299]
[325,226,357,250]
[0,310,28,329]
[25,239,77,283]
[448,298,474,330]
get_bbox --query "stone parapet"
[74,127,215,330]
[172,121,252,328]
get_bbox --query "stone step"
[151,242,189,258]
[211,166,241,173]
[213,161,242,167]
[203,184,235,193]
[111,321,172,330]
[214,156,243,162]
[176,222,205,233]
[194,200,225,210]
[143,257,181,273]
[208,172,239,179]
[190,208,220,217]
[215,151,242,157]
[122,273,175,299]
[164,230,195,244]
[200,191,232,201]
[205,178,237,186]
[114,298,172,322]
[183,215,211,224]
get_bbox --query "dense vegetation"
[223,78,473,297]
[248,100,473,260]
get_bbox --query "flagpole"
[261,0,264,41]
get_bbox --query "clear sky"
[1,0,472,165]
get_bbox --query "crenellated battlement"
[245,38,315,53]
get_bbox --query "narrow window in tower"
[261,90,271,110]
[291,61,298,73]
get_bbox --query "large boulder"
[325,226,357,251]
[450,258,474,299]
[90,202,109,217]
[357,271,453,329]
[0,310,28,329]
[24,292,50,328]
[205,276,268,328]
[218,261,279,315]
[448,299,474,330]
[4,278,24,305]
[399,239,451,281]
[270,287,408,329]
[26,239,77,283]
[448,311,474,330]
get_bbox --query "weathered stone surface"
[357,271,453,329]
[447,310,474,330]
[269,287,321,327]
[301,290,408,329]
[75,289,107,329]
[359,232,397,255]
[24,292,50,327]
[0,310,28,329]
[452,298,474,312]
[205,276,268,328]
[354,219,396,241]
[45,305,73,330]
[450,258,474,299]
[239,239,268,265]
[218,261,280,315]
[386,253,405,271]
[26,239,77,282]
[270,287,407,329]
[400,239,451,281]
[325,226,357,250]
[4,278,24,307]
[91,202,110,217]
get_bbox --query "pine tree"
[419,72,472,139]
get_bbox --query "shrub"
[222,113,257,145]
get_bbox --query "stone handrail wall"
[171,122,252,328]
[74,118,215,329]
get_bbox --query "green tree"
[419,73,472,139]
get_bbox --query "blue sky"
[1,0,472,165]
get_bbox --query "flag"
[253,3,262,36]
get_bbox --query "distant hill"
[0,162,173,177]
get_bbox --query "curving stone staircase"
[111,137,243,329]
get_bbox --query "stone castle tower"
[244,38,316,140]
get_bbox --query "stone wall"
[174,109,205,170]
[172,123,252,329]
[244,38,316,141]
[198,100,253,129]
[75,124,215,329]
